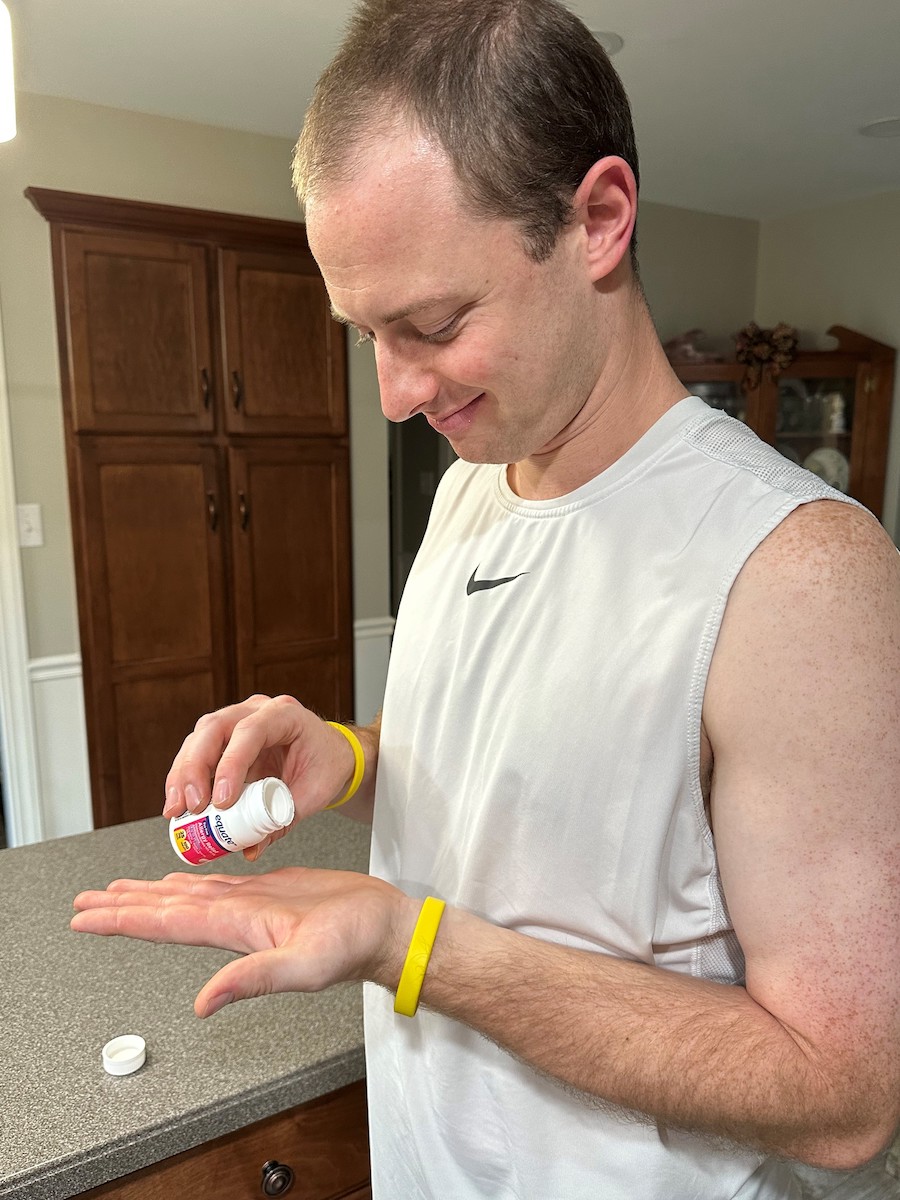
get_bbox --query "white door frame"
[0,294,44,845]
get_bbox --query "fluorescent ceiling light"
[0,1,15,143]
[859,117,900,139]
[590,30,624,57]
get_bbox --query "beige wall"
[756,190,900,541]
[0,91,390,659]
[638,200,760,346]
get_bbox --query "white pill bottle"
[169,777,294,865]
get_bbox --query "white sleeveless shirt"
[365,397,854,1199]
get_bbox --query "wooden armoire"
[27,188,353,829]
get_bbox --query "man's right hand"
[162,695,375,858]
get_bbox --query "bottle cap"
[102,1034,146,1076]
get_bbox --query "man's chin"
[442,438,506,467]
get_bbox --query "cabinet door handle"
[200,368,212,409]
[206,492,218,532]
[231,369,244,410]
[260,1159,295,1195]
[238,490,250,530]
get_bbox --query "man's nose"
[374,343,440,423]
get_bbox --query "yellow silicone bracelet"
[324,722,366,809]
[393,897,446,1018]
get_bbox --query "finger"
[211,695,308,812]
[103,874,241,898]
[75,875,250,917]
[242,838,269,862]
[73,888,117,911]
[194,945,328,1018]
[164,696,273,817]
[70,895,257,954]
[242,829,283,862]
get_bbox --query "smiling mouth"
[428,394,485,434]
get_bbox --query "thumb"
[194,946,318,1017]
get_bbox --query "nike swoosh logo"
[466,566,529,595]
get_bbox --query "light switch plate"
[16,503,43,547]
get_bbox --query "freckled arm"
[414,502,900,1169]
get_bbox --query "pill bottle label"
[169,778,293,865]
[171,814,231,865]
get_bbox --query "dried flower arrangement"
[733,322,799,390]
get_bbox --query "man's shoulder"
[743,498,897,594]
[706,497,899,735]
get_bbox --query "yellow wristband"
[324,722,365,809]
[393,896,446,1018]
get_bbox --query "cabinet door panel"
[220,248,347,436]
[114,671,218,823]
[62,230,214,433]
[230,443,353,720]
[80,1080,369,1200]
[99,460,216,664]
[77,440,231,826]
[766,367,858,499]
[254,651,341,725]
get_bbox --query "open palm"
[72,867,414,1017]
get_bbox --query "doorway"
[389,415,457,614]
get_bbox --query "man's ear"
[572,156,637,283]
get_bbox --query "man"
[73,2,900,1196]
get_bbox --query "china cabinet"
[668,326,895,519]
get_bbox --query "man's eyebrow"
[330,294,460,329]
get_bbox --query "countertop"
[0,812,372,1199]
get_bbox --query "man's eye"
[419,317,460,345]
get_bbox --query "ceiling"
[7,0,900,221]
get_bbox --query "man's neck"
[507,305,691,501]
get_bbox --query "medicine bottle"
[169,777,294,865]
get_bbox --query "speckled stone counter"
[0,812,372,1199]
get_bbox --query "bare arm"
[416,501,900,1167]
[74,503,899,1167]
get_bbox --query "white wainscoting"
[27,655,92,841]
[352,615,394,725]
[21,617,395,843]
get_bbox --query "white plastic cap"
[102,1034,146,1076]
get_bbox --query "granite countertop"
[0,811,372,1199]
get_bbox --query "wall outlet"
[16,503,44,548]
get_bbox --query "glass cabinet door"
[774,375,854,494]
[690,380,748,423]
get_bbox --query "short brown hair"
[293,0,641,275]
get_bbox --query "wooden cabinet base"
[79,1080,370,1200]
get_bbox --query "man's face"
[305,128,605,466]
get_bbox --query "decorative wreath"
[733,322,799,390]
